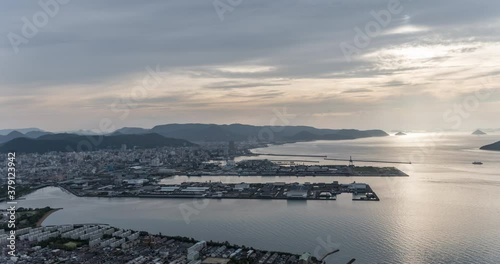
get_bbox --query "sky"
[1,0,500,132]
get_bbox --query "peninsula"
[480,141,500,151]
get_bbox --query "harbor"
[59,181,380,201]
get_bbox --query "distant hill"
[0,129,51,143]
[0,128,43,136]
[62,129,102,135]
[25,131,52,138]
[395,132,407,136]
[287,131,355,141]
[114,127,149,134]
[37,133,83,141]
[480,141,500,151]
[472,129,487,135]
[0,131,26,144]
[115,123,388,142]
[0,133,196,154]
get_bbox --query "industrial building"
[286,184,309,199]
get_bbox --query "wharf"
[60,181,380,202]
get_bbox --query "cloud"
[342,88,373,93]
[204,81,288,90]
[1,0,500,131]
[0,96,42,107]
[379,81,411,87]
[224,90,284,99]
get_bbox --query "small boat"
[472,161,483,165]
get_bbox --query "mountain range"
[0,123,389,153]
[114,123,388,142]
[0,128,44,136]
[0,130,53,144]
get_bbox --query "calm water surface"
[5,133,500,264]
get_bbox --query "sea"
[5,133,500,264]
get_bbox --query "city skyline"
[2,0,500,131]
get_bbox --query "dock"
[59,181,380,202]
[257,153,328,158]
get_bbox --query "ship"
[472,161,483,165]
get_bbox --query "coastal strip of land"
[2,223,325,263]
[0,207,61,230]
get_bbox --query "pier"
[319,249,340,262]
[270,160,321,163]
[255,153,411,165]
[257,153,328,158]
[325,157,412,165]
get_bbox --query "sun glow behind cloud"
[215,65,276,74]
[384,25,429,35]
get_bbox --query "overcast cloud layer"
[1,0,500,132]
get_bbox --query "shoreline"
[36,208,62,227]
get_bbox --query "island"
[472,129,487,135]
[395,132,407,136]
[480,141,500,151]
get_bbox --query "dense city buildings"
[0,144,405,198]
[0,224,322,264]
